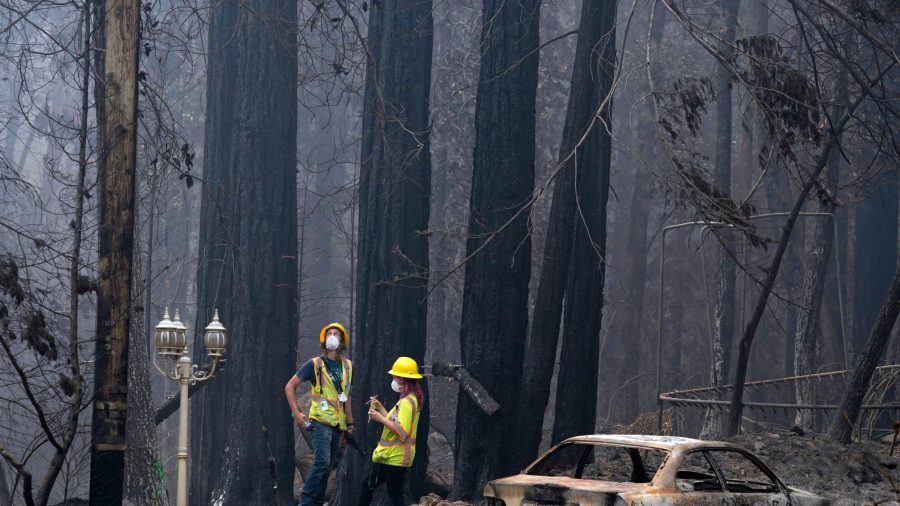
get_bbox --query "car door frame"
[671,449,737,505]
[701,446,793,504]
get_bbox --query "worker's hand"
[369,397,383,412]
[294,412,308,428]
[346,422,356,434]
[368,409,385,424]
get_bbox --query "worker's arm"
[368,397,414,440]
[284,375,307,427]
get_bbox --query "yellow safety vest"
[308,356,352,430]
[372,394,420,467]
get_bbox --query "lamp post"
[153,308,227,506]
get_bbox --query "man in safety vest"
[285,323,354,506]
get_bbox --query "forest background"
[0,0,899,504]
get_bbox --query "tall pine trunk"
[700,0,740,440]
[190,0,298,503]
[450,0,540,498]
[550,0,616,446]
[334,1,434,505]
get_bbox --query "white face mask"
[391,379,401,393]
[325,334,341,350]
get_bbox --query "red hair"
[398,378,425,408]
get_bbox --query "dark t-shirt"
[296,359,315,382]
[296,357,343,391]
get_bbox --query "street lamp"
[153,307,227,506]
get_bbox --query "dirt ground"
[724,429,900,504]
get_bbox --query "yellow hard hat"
[388,356,423,379]
[319,322,349,345]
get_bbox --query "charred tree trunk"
[334,0,434,505]
[511,0,616,470]
[190,0,298,503]
[829,267,900,443]
[450,0,540,499]
[89,0,140,501]
[700,0,740,441]
[550,0,617,446]
[793,62,846,429]
[124,251,164,505]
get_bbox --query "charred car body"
[484,435,832,505]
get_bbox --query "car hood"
[485,474,655,505]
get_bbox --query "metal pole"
[831,216,849,369]
[656,228,667,434]
[176,354,191,506]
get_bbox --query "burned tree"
[514,0,618,469]
[451,0,540,498]
[335,0,434,504]
[190,0,299,502]
[549,0,617,446]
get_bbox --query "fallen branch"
[430,362,500,416]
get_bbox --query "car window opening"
[525,443,667,484]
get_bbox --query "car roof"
[562,434,740,451]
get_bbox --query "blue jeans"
[300,421,342,506]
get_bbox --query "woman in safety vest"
[357,356,424,506]
[285,323,354,506]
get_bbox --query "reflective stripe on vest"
[377,438,417,447]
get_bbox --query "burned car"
[483,435,831,505]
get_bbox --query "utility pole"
[88,0,140,502]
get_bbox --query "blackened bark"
[190,0,298,503]
[550,0,617,446]
[700,0,739,440]
[512,0,615,470]
[334,1,434,505]
[124,255,164,505]
[829,267,900,443]
[450,0,540,499]
[89,0,140,500]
